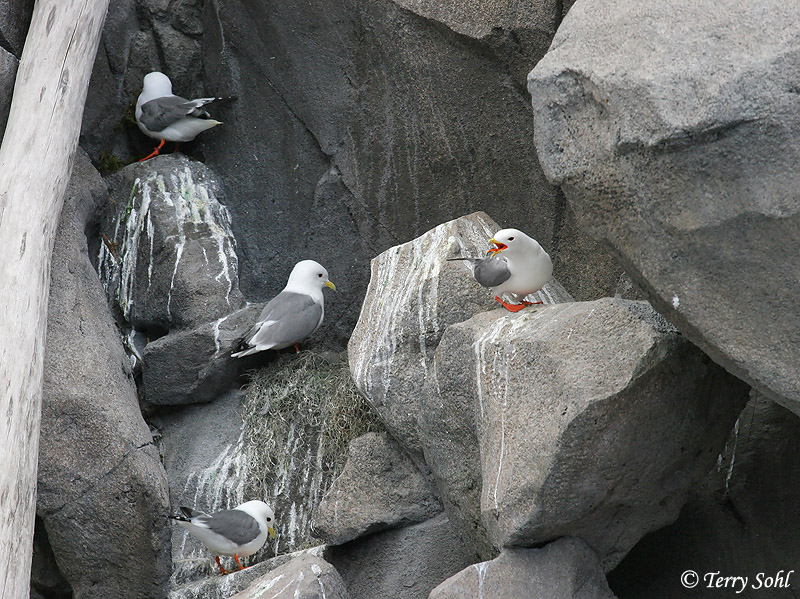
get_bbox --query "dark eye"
[318,273,323,278]
[508,236,515,241]
[266,517,272,522]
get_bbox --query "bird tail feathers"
[169,506,203,522]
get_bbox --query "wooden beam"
[0,1,109,596]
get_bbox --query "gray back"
[198,509,261,545]
[247,291,323,348]
[139,96,196,131]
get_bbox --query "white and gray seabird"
[135,71,222,160]
[449,228,553,312]
[170,500,277,574]
[232,260,336,357]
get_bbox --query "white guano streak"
[473,561,490,599]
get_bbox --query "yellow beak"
[325,280,337,291]
[268,527,276,538]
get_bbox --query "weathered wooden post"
[0,1,109,596]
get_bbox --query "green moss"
[97,151,132,175]
[241,351,385,501]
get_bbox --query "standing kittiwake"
[170,500,277,574]
[232,260,336,357]
[449,228,553,312]
[135,71,223,161]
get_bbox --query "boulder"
[40,150,171,599]
[326,514,476,599]
[29,517,71,599]
[0,46,18,136]
[313,432,442,545]
[349,211,573,457]
[391,0,558,39]
[230,553,350,599]
[0,0,34,57]
[609,393,800,598]
[528,0,800,414]
[422,298,749,569]
[142,303,263,405]
[430,537,617,599]
[168,550,313,599]
[99,154,245,334]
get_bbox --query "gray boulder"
[430,537,617,599]
[349,211,573,457]
[423,298,749,569]
[313,432,442,545]
[40,150,171,599]
[0,46,18,136]
[528,0,800,414]
[326,513,476,599]
[168,550,316,599]
[99,154,245,334]
[142,303,263,405]
[230,553,350,599]
[609,393,800,597]
[30,517,71,599]
[0,0,33,56]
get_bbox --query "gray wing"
[472,256,511,288]
[139,95,215,131]
[196,509,261,545]
[239,292,323,350]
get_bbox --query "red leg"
[234,554,246,570]
[173,141,181,154]
[494,296,528,313]
[294,343,301,355]
[139,139,166,162]
[215,555,229,575]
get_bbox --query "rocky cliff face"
[1,0,797,598]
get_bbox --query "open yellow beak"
[487,238,507,256]
[325,280,337,291]
[268,527,276,538]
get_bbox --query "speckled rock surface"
[430,538,617,599]
[99,154,245,334]
[313,432,441,545]
[423,298,749,569]
[529,0,800,415]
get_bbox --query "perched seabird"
[449,228,553,312]
[135,71,223,161]
[232,260,336,357]
[170,500,277,574]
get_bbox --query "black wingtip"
[176,506,198,520]
[169,514,190,522]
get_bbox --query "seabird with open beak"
[448,228,553,312]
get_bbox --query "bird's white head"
[285,260,336,294]
[238,500,277,538]
[142,71,173,96]
[487,228,539,257]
